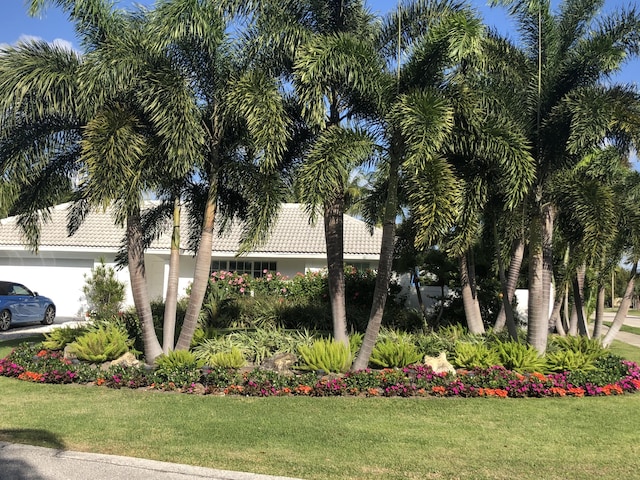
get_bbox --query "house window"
[212,260,278,277]
[229,261,253,275]
[253,261,277,278]
[348,262,370,271]
[210,260,228,273]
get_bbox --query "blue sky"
[1,0,638,85]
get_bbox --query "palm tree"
[5,0,290,362]
[351,0,487,370]
[248,0,382,345]
[486,0,640,353]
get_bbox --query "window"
[229,261,253,275]
[210,260,228,273]
[253,261,277,278]
[211,260,278,277]
[348,262,370,271]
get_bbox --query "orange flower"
[532,372,546,381]
[431,386,446,395]
[295,385,313,395]
[96,378,106,386]
[568,387,585,397]
[367,388,380,397]
[494,389,508,398]
[18,371,43,382]
[36,350,48,357]
[550,387,566,397]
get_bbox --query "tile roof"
[0,203,382,256]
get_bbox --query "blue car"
[0,281,56,331]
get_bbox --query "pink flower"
[240,287,245,293]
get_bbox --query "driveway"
[0,316,88,342]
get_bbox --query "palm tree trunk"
[459,253,485,334]
[527,204,554,354]
[325,195,348,345]
[352,151,399,371]
[493,227,522,339]
[162,197,181,353]
[175,193,217,351]
[572,264,590,338]
[127,209,162,363]
[602,261,638,347]
[548,292,565,335]
[592,282,606,338]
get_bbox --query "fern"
[297,339,352,373]
[370,339,422,368]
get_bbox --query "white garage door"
[0,258,94,318]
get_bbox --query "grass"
[1,377,640,480]
[603,322,640,336]
[2,336,640,479]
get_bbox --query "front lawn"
[0,375,639,480]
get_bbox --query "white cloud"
[5,34,78,53]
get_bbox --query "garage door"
[0,258,94,318]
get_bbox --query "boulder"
[260,352,298,373]
[423,351,456,375]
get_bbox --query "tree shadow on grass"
[0,429,66,480]
[0,429,65,449]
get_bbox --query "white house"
[0,203,382,317]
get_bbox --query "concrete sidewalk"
[0,442,303,480]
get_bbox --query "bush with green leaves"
[41,325,89,350]
[545,350,597,373]
[82,259,126,321]
[453,342,500,369]
[297,339,352,373]
[370,339,422,368]
[67,324,134,362]
[153,350,204,386]
[203,347,246,368]
[494,340,547,373]
[548,335,606,358]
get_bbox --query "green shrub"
[67,324,134,362]
[370,339,422,368]
[494,340,547,373]
[82,259,126,321]
[153,350,204,386]
[548,335,606,358]
[202,347,246,369]
[545,350,597,373]
[297,339,352,373]
[453,342,500,369]
[41,325,89,350]
[414,331,456,358]
[349,332,363,357]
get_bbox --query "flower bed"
[2,343,640,398]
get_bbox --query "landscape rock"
[260,352,298,373]
[423,351,456,375]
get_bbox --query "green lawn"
[1,337,640,479]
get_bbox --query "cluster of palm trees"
[0,0,638,365]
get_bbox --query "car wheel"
[41,305,56,325]
[0,310,11,331]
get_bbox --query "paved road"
[0,442,302,480]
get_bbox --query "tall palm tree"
[352,0,487,370]
[6,0,290,362]
[486,0,640,353]
[248,0,382,344]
